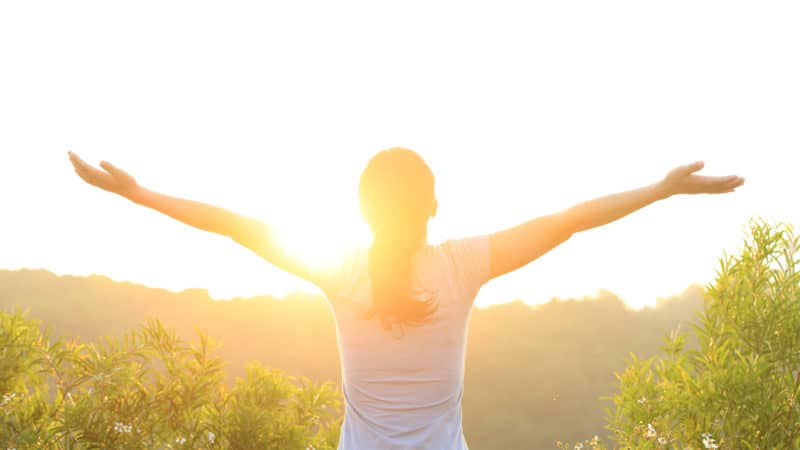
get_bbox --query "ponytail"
[362,225,437,332]
[358,148,439,333]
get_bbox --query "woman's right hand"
[68,151,140,198]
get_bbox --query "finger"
[720,175,744,188]
[72,158,109,187]
[683,160,704,175]
[73,167,90,182]
[74,167,100,187]
[72,159,91,178]
[100,160,131,179]
[73,164,98,184]
[68,152,92,171]
[72,155,95,174]
[711,176,744,192]
[100,160,118,175]
[67,150,84,163]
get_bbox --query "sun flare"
[274,216,370,270]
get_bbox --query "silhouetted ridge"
[0,269,702,449]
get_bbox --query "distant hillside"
[0,269,703,449]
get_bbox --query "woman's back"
[321,236,490,450]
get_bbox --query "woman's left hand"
[659,161,745,197]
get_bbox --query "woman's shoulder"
[430,234,491,260]
[311,245,370,301]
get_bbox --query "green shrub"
[606,220,800,449]
[0,312,342,449]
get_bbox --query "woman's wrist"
[652,180,674,200]
[124,185,148,204]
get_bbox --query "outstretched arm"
[67,151,315,283]
[488,161,745,279]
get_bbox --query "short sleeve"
[442,234,491,300]
[305,247,365,302]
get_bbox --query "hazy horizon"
[0,266,709,311]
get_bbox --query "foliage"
[0,269,704,450]
[607,221,800,449]
[557,434,607,450]
[0,311,342,449]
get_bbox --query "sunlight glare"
[274,215,370,271]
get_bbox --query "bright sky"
[1,1,797,309]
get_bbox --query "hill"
[0,269,702,449]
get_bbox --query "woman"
[68,148,744,449]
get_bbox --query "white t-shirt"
[312,235,491,450]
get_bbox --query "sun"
[273,215,371,270]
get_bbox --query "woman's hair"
[358,147,439,332]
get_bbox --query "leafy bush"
[606,221,800,449]
[0,312,342,449]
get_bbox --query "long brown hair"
[358,148,438,332]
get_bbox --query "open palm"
[662,161,745,195]
[68,151,138,197]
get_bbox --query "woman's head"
[358,147,438,332]
[359,147,437,234]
